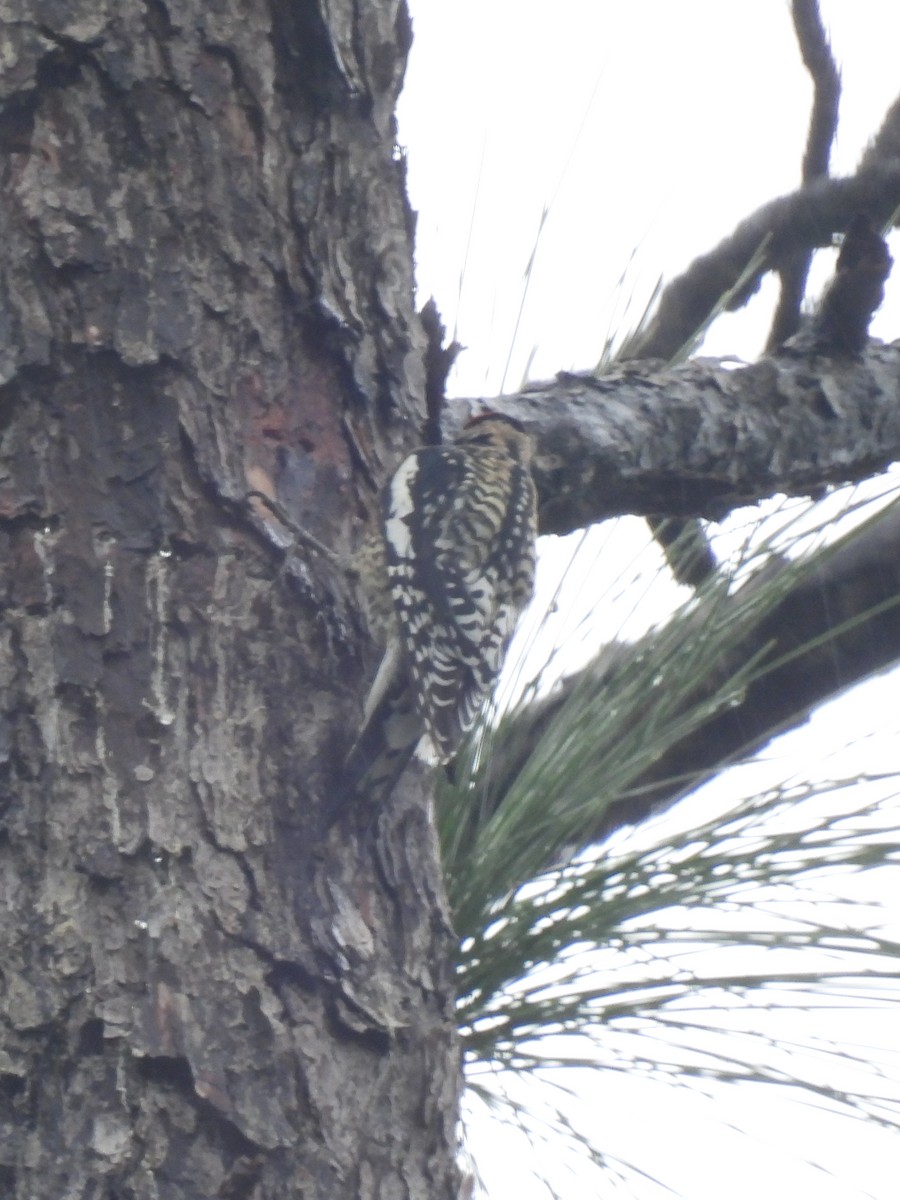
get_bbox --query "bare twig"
[625,165,900,363]
[794,0,841,182]
[805,214,893,354]
[767,0,841,349]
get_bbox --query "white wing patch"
[383,452,419,564]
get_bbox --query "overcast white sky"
[400,1,900,391]
[398,4,900,1199]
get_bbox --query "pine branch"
[447,336,900,536]
[474,498,900,849]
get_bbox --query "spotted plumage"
[345,414,537,798]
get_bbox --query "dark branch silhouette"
[622,165,900,364]
[804,214,893,354]
[767,0,841,349]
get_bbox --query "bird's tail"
[341,674,423,805]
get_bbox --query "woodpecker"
[345,413,538,800]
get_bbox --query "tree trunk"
[0,3,462,1196]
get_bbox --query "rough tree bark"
[454,339,900,534]
[0,3,461,1197]
[2,3,900,1198]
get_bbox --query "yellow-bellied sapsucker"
[344,413,538,800]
